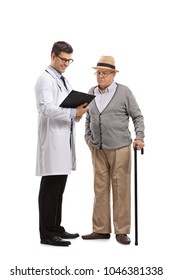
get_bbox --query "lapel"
[45,66,72,93]
[45,66,63,91]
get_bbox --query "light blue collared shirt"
[94,81,117,112]
[48,66,76,119]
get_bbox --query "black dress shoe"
[57,231,79,239]
[116,234,131,245]
[82,232,110,240]
[41,236,71,246]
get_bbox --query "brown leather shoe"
[82,232,110,240]
[116,234,131,245]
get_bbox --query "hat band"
[97,62,115,70]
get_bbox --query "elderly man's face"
[95,70,116,91]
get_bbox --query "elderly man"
[82,56,145,245]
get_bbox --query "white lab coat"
[35,66,76,176]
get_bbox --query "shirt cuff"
[70,108,76,119]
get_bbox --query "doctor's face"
[51,51,73,74]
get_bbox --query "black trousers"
[38,175,68,239]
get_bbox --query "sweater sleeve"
[84,110,92,142]
[126,90,145,141]
[84,86,96,142]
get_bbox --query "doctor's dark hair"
[51,41,73,56]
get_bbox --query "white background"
[0,0,173,279]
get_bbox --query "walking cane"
[134,146,144,245]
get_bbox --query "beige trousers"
[90,144,131,234]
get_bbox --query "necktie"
[60,76,67,90]
[61,75,72,136]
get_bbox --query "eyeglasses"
[94,71,114,77]
[57,55,74,64]
[95,71,114,77]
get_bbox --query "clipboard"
[59,90,95,108]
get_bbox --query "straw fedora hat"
[92,56,119,72]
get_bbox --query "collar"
[96,81,117,94]
[45,65,61,79]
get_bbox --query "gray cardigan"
[85,83,145,149]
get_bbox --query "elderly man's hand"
[133,139,144,150]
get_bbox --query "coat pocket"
[49,119,66,136]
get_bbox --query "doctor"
[35,41,87,246]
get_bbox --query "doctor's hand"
[76,103,88,119]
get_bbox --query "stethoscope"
[45,69,69,92]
